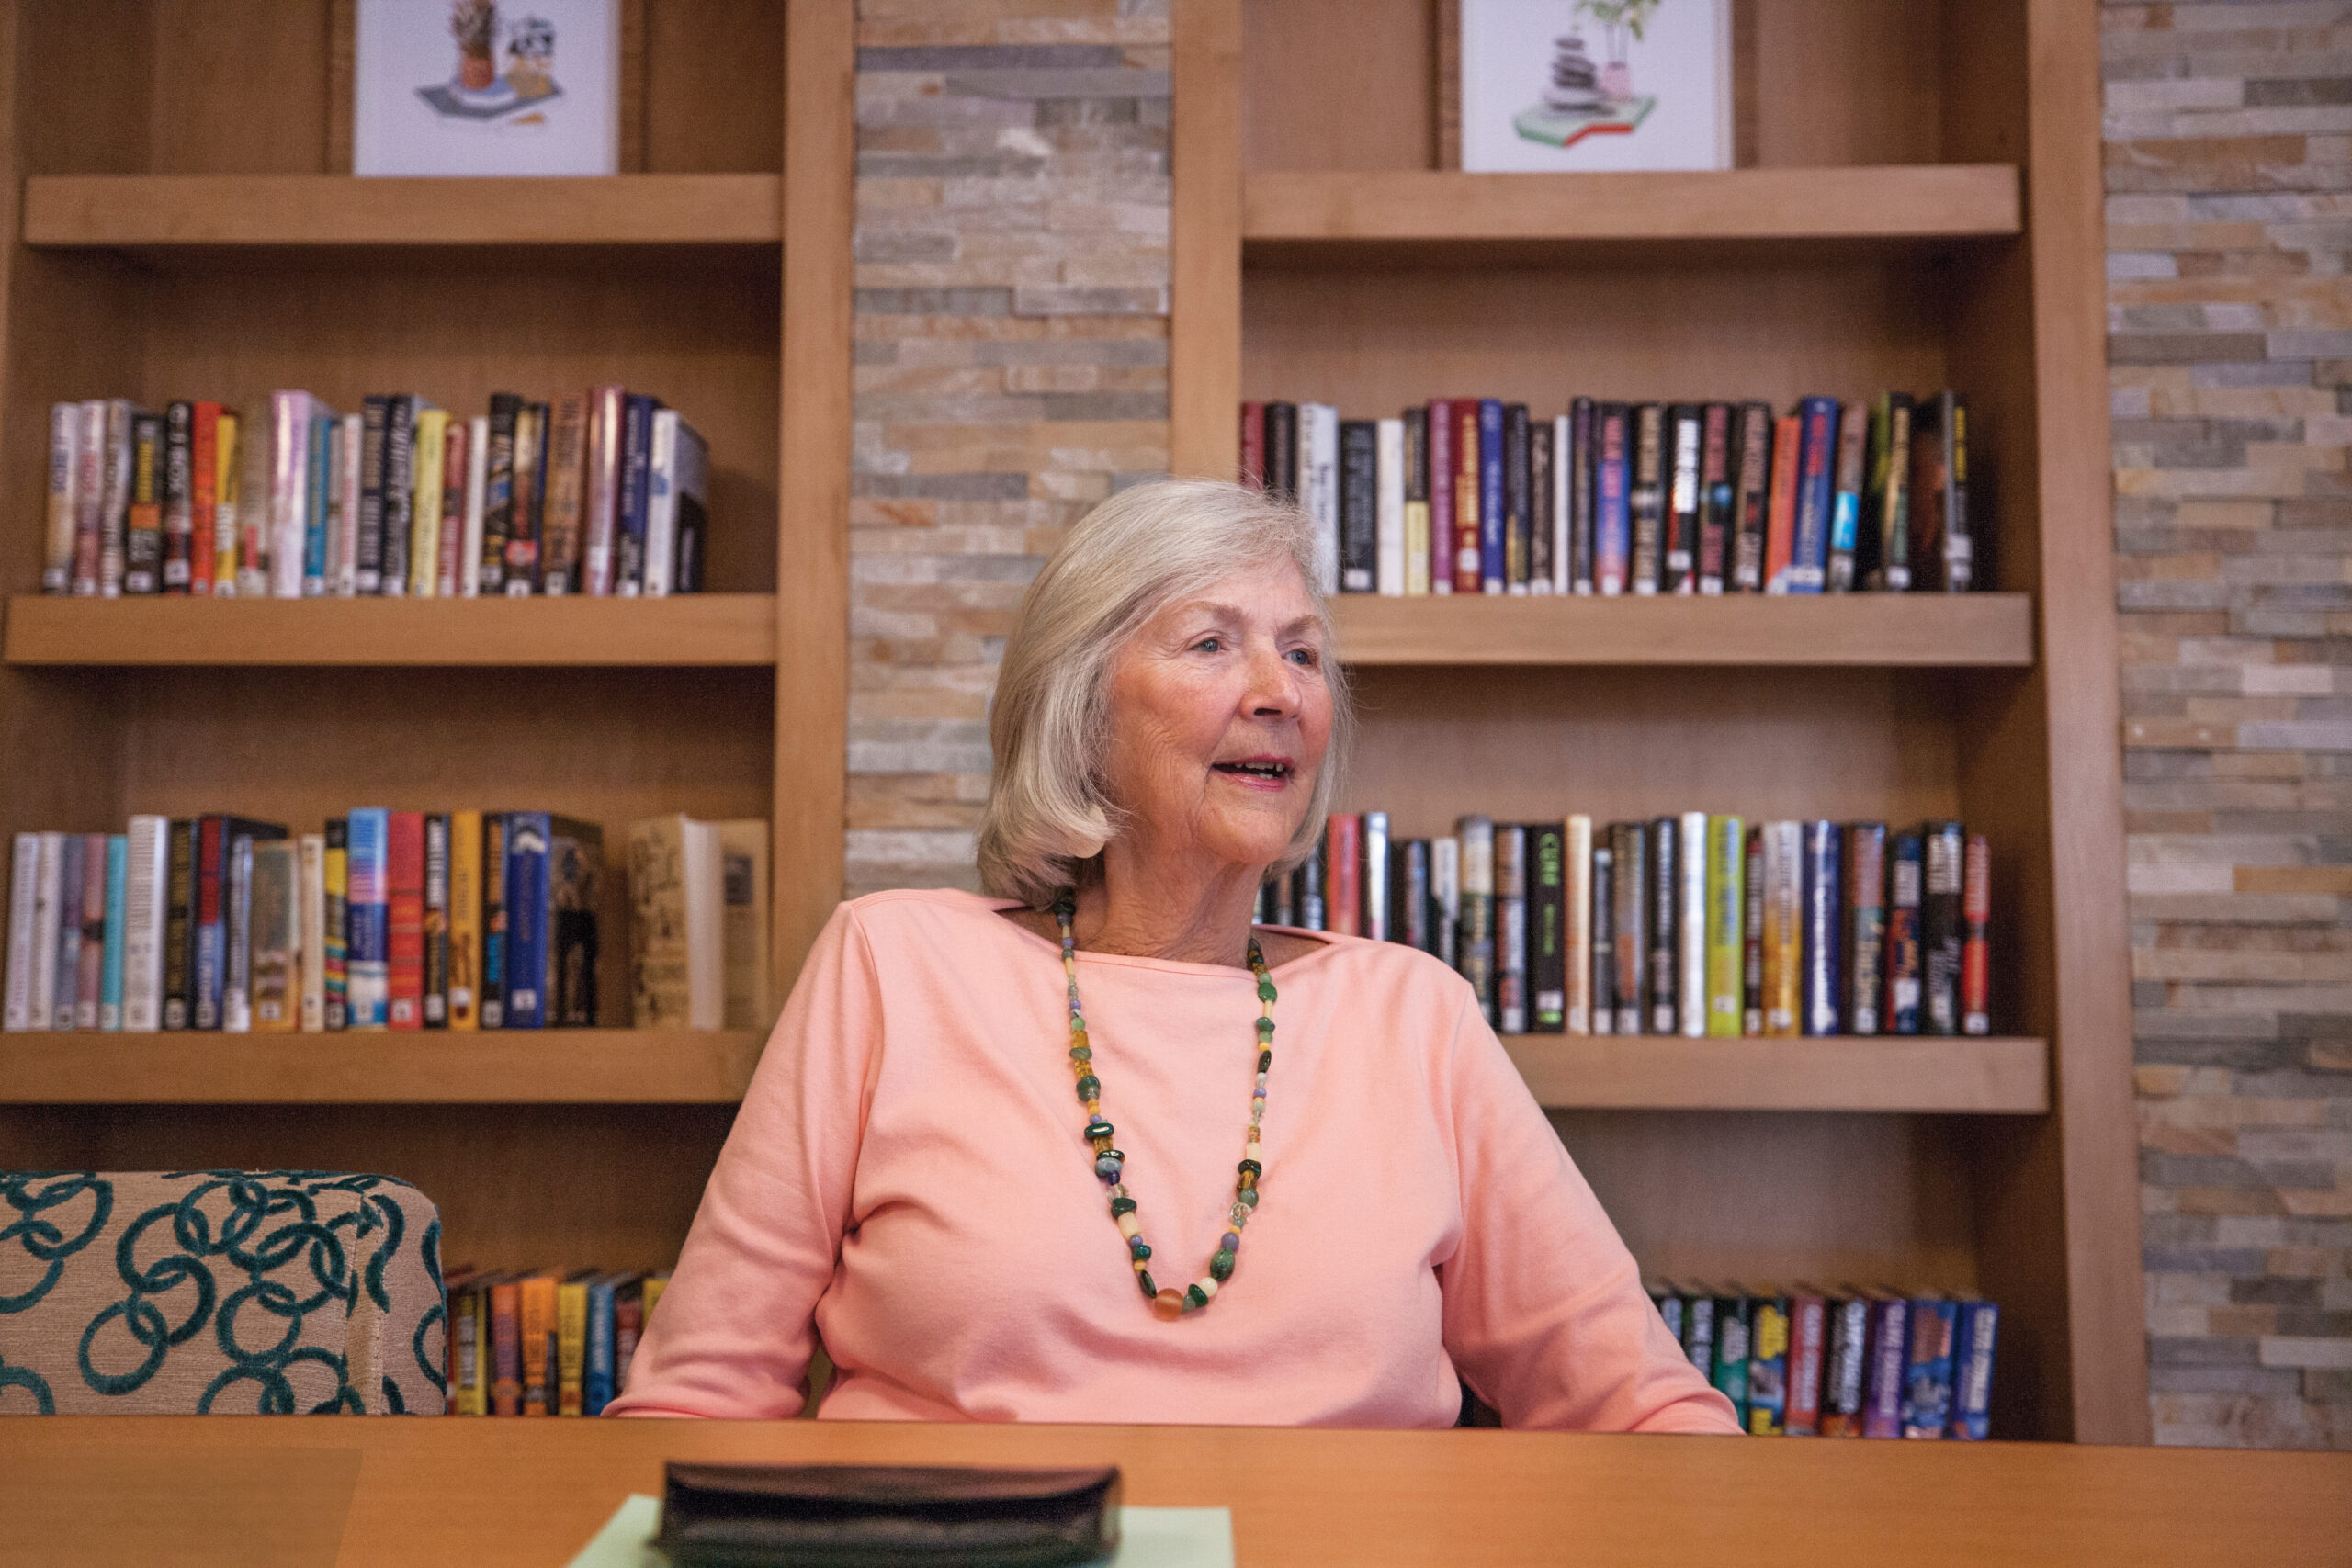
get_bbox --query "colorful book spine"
[520,1274,558,1416]
[1376,415,1408,596]
[1705,815,1743,1036]
[1789,397,1838,592]
[379,396,417,596]
[1679,1292,1715,1380]
[1785,1292,1827,1437]
[1759,820,1801,1037]
[1747,1294,1790,1436]
[161,821,194,1029]
[1588,833,1614,1035]
[97,835,126,1032]
[1426,400,1453,596]
[1862,1296,1911,1439]
[1508,403,1535,591]
[1325,814,1362,938]
[451,1277,490,1416]
[1820,1296,1871,1438]
[1430,835,1458,969]
[300,834,325,1032]
[1902,1297,1958,1438]
[1871,392,1915,591]
[335,412,365,596]
[1710,1294,1750,1426]
[324,818,349,1031]
[1402,407,1430,596]
[43,403,78,593]
[221,834,254,1032]
[1801,819,1844,1036]
[1696,401,1733,593]
[387,812,425,1030]
[1627,403,1665,595]
[1962,833,1991,1034]
[1238,401,1265,487]
[1729,401,1770,592]
[161,401,194,593]
[582,386,625,596]
[1762,412,1801,593]
[356,397,389,593]
[1531,822,1566,1032]
[247,840,298,1032]
[507,401,547,593]
[1456,816,1495,1023]
[1303,401,1340,594]
[1612,822,1645,1036]
[1568,398,1595,594]
[270,391,317,600]
[223,411,256,598]
[71,400,105,596]
[481,813,508,1029]
[1938,391,1973,591]
[1363,810,1391,943]
[120,818,168,1032]
[1663,403,1702,593]
[504,813,551,1029]
[26,835,61,1030]
[1678,811,1706,1038]
[124,411,164,594]
[345,809,390,1030]
[584,1274,621,1416]
[459,413,490,596]
[616,394,659,595]
[192,818,223,1028]
[1826,397,1867,590]
[1948,1300,1999,1440]
[1593,403,1632,596]
[437,412,470,596]
[48,835,79,1029]
[1921,820,1966,1035]
[490,1279,523,1416]
[1885,830,1924,1034]
[1494,823,1527,1033]
[558,1274,589,1416]
[189,401,220,596]
[1845,822,1888,1036]
[1565,815,1591,1035]
[1645,817,1677,1034]
[423,813,450,1027]
[479,393,519,593]
[408,407,449,597]
[1396,839,1430,953]
[1453,401,1483,593]
[449,810,481,1031]
[68,833,100,1029]
[304,410,334,596]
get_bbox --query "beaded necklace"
[1055,891,1271,1321]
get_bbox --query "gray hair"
[977,478,1352,909]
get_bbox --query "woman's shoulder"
[840,887,1035,943]
[1262,928,1479,1010]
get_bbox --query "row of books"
[1242,394,1972,599]
[445,1267,668,1416]
[1651,1283,1998,1440]
[1258,814,1992,1037]
[40,389,708,601]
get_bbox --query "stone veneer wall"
[2104,2,2352,1448]
[847,0,1171,899]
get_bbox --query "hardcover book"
[449,810,482,1030]
[1338,418,1379,593]
[1901,1297,1958,1439]
[1663,403,1702,593]
[1826,398,1867,592]
[1884,830,1924,1034]
[1456,816,1496,1022]
[1502,401,1531,592]
[1962,833,1992,1034]
[481,392,521,593]
[1565,815,1592,1034]
[1866,392,1916,591]
[1704,815,1743,1036]
[1747,1294,1791,1436]
[1589,834,1615,1035]
[1476,399,1504,592]
[345,808,391,1030]
[1677,811,1707,1038]
[1567,398,1595,594]
[1862,1295,1912,1439]
[423,813,451,1027]
[1362,811,1391,943]
[1788,397,1838,593]
[1801,820,1844,1036]
[162,819,195,1029]
[1741,823,1764,1035]
[324,818,349,1031]
[1647,816,1679,1036]
[1493,822,1527,1032]
[1426,400,1453,596]
[541,394,590,594]
[1948,1300,1999,1440]
[121,816,169,1032]
[247,840,299,1032]
[1401,407,1430,596]
[1819,1295,1871,1438]
[1327,814,1363,938]
[1844,823,1888,1036]
[1530,822,1566,1032]
[1594,403,1631,596]
[387,812,426,1030]
[1921,821,1966,1035]
[1611,821,1645,1035]
[1627,403,1665,594]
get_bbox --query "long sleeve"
[1435,988,1741,1435]
[605,902,880,1418]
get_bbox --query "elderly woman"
[609,479,1736,1432]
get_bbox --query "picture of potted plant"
[451,0,499,92]
[1574,0,1661,103]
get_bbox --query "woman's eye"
[1286,648,1317,667]
[1193,636,1223,653]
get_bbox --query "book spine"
[584,1278,617,1416]
[1802,818,1844,1035]
[450,1280,484,1416]
[1827,397,1869,590]
[558,1278,588,1416]
[333,413,362,595]
[507,402,548,592]
[248,840,297,1032]
[1711,1295,1750,1426]
[1398,839,1430,952]
[1457,816,1495,1022]
[1597,404,1634,595]
[1678,811,1707,1037]
[1564,817,1591,1034]
[1902,1298,1958,1438]
[379,396,416,596]
[1263,401,1297,503]
[490,1281,522,1416]
[505,813,550,1029]
[4,835,37,1031]
[356,398,388,592]
[162,821,194,1029]
[1885,830,1924,1034]
[222,835,253,1033]
[408,407,447,597]
[1705,815,1744,1036]
[450,809,481,1031]
[1550,413,1571,592]
[1530,416,1556,592]
[437,412,469,596]
[481,813,508,1029]
[1789,397,1838,592]
[1238,401,1265,487]
[1785,1294,1826,1436]
[1628,403,1665,594]
[481,393,520,593]
[124,412,164,594]
[542,396,590,593]
[1325,814,1362,937]
[98,835,126,1031]
[387,812,425,1030]
[1844,822,1888,1035]
[74,833,102,1029]
[1376,416,1407,596]
[323,818,348,1030]
[268,392,309,599]
[1477,399,1505,592]
[318,415,343,592]
[459,414,490,596]
[1646,817,1678,1035]
[1921,820,1966,1034]
[1948,1301,1998,1439]
[1762,412,1801,593]
[1402,407,1430,596]
[1741,824,1764,1035]
[1588,837,1614,1034]
[1531,822,1565,1032]
[1879,394,1915,590]
[1760,820,1802,1035]
[1962,833,1992,1034]
[346,809,390,1030]
[28,836,61,1030]
[1306,403,1340,595]
[1569,398,1596,594]
[643,409,679,597]
[97,400,130,596]
[1747,1295,1790,1435]
[1730,401,1771,592]
[550,818,602,1027]
[1613,823,1646,1035]
[229,412,264,597]
[1503,401,1531,592]
[1942,392,1973,592]
[192,818,223,1029]
[1695,402,1732,593]
[121,817,168,1032]
[1426,400,1453,595]
[1339,417,1378,593]
[71,400,105,596]
[1863,1297,1911,1438]
[305,410,334,595]
[1494,823,1527,1033]
[1680,1293,1715,1379]
[1430,835,1458,970]
[582,386,625,595]
[1663,403,1701,593]
[1821,1296,1871,1437]
[1453,401,1483,593]
[43,403,79,592]
[616,395,657,595]
[1362,810,1391,943]
[423,813,450,1027]
[161,401,194,593]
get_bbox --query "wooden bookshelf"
[3,593,780,667]
[1174,0,2141,1443]
[1330,593,2034,668]
[0,1030,765,1105]
[1503,1035,2049,1114]
[22,175,784,252]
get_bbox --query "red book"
[189,402,220,596]
[1786,1292,1827,1436]
[387,811,425,1030]
[1238,401,1265,488]
[1762,413,1802,593]
[1453,401,1483,593]
[1427,400,1454,597]
[1962,833,1991,1034]
[1325,814,1363,937]
[490,1279,523,1416]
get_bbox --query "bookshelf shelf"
[1242,166,2021,265]
[1,593,779,667]
[21,175,784,252]
[1503,1035,2050,1114]
[1330,593,2034,668]
[0,1029,766,1104]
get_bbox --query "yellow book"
[410,408,449,597]
[557,1271,591,1416]
[1705,815,1745,1037]
[518,1271,557,1416]
[1760,819,1803,1037]
[211,412,240,594]
[448,809,481,1031]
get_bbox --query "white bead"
[1115,1211,1142,1239]
[1196,1277,1218,1299]
[1244,1142,1261,1165]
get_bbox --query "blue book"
[503,811,551,1029]
[303,411,334,595]
[1947,1299,1999,1440]
[584,1272,626,1415]
[1789,396,1839,593]
[1594,404,1632,595]
[1477,399,1505,592]
[99,835,127,1031]
[1901,1296,1959,1438]
[1801,818,1842,1035]
[616,394,662,595]
[345,808,390,1029]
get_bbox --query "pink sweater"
[608,889,1737,1432]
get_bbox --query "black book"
[1628,403,1667,594]
[423,814,450,1028]
[1647,815,1679,1034]
[1568,397,1597,593]
[356,396,389,594]
[1531,823,1566,1032]
[1589,837,1616,1033]
[1338,418,1378,592]
[1396,838,1431,953]
[1530,418,1555,592]
[481,393,522,593]
[323,818,348,1032]
[161,818,196,1030]
[161,401,193,594]
[1845,822,1889,1035]
[1293,837,1326,931]
[379,395,418,597]
[1730,401,1773,592]
[1503,402,1532,591]
[1612,821,1646,1035]
[1263,402,1299,505]
[1664,403,1703,593]
[1742,823,1766,1034]
[124,411,165,595]
[1697,401,1735,593]
[1363,810,1391,942]
[1920,820,1967,1035]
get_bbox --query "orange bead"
[1151,1288,1186,1321]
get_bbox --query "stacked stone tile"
[2103,1,2352,1449]
[848,1,1171,898]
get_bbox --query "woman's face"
[1099,559,1334,875]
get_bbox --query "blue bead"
[1095,1153,1124,1179]
[1221,1231,1240,1251]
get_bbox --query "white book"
[1300,402,1340,594]
[459,414,489,598]
[120,816,168,1032]
[5,834,40,1031]
[334,412,364,596]
[644,409,680,599]
[300,834,327,1032]
[268,390,316,600]
[1553,415,1572,593]
[1679,811,1709,1038]
[1374,418,1406,597]
[44,403,80,593]
[29,833,62,1030]
[1566,815,1591,1035]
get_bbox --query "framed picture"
[354,0,621,176]
[1453,0,1732,174]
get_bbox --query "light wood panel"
[0,1030,766,1104]
[1331,594,2033,668]
[24,175,786,249]
[1510,1036,2048,1114]
[14,1420,2352,1568]
[1171,0,1244,479]
[3,593,779,667]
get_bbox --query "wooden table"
[3,1417,2347,1568]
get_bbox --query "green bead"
[1211,1249,1236,1281]
[1256,1017,1274,1037]
[1185,1284,1209,1310]
[1074,1074,1100,1100]
[1069,1014,1086,1032]
[1110,1196,1136,1216]
[1257,979,1276,1004]
[1238,1158,1261,1178]
[1238,1187,1259,1208]
[1137,1270,1157,1299]
[1069,1044,1091,1061]
[1257,1048,1272,1070]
